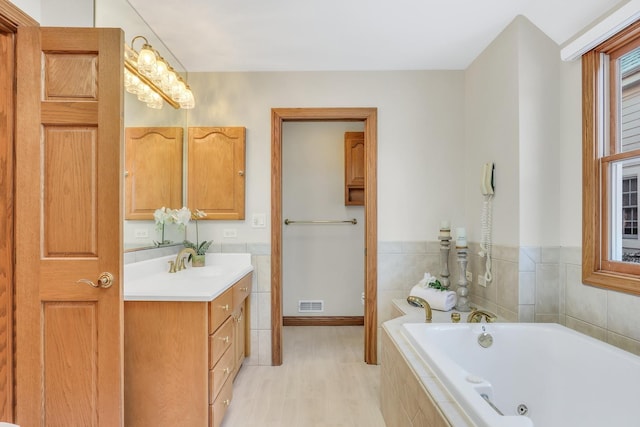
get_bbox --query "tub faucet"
[407,296,432,323]
[168,248,197,273]
[467,309,497,323]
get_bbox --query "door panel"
[15,26,123,427]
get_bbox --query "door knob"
[77,272,114,289]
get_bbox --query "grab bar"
[284,218,357,225]
[480,394,504,416]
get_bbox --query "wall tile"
[492,245,519,263]
[221,243,248,253]
[565,264,607,328]
[540,246,561,263]
[378,290,409,326]
[518,304,534,322]
[607,331,640,357]
[247,242,270,255]
[561,246,581,265]
[535,263,560,314]
[565,316,606,341]
[519,247,540,271]
[257,292,271,330]
[258,330,272,366]
[518,271,535,304]
[256,255,271,293]
[495,258,518,312]
[250,292,258,330]
[402,241,427,253]
[378,241,403,253]
[607,290,640,341]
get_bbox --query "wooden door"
[125,127,184,220]
[0,23,15,424]
[187,127,246,220]
[15,27,123,426]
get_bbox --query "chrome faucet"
[407,296,432,323]
[467,309,497,323]
[168,247,197,273]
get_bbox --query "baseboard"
[283,316,364,326]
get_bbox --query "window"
[583,20,640,294]
[623,176,638,237]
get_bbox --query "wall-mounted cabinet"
[345,131,365,205]
[125,127,183,219]
[187,127,246,220]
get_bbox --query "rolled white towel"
[409,284,457,311]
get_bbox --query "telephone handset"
[481,162,495,195]
[480,162,494,283]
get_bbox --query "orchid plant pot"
[192,254,206,267]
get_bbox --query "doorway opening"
[271,107,378,365]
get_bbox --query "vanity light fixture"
[123,36,195,110]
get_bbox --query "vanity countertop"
[124,253,253,302]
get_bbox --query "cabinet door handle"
[240,287,248,293]
[238,170,244,176]
[223,399,231,407]
[219,304,229,311]
[223,367,231,375]
[219,336,230,344]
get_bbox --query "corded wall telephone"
[481,162,495,195]
[479,163,494,283]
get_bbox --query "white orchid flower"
[174,207,192,227]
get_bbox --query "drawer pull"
[219,336,230,344]
[223,399,231,407]
[219,304,230,311]
[223,367,231,375]
[240,287,248,293]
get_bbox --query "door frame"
[271,107,378,365]
[0,1,37,421]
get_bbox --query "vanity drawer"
[209,316,233,369]
[210,378,233,427]
[209,346,234,404]
[232,273,252,307]
[209,287,233,334]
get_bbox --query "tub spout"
[467,309,497,323]
[407,296,432,323]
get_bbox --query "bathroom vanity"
[123,254,253,427]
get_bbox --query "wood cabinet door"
[125,127,183,220]
[187,127,246,220]
[345,132,365,205]
[345,132,365,187]
[15,27,123,427]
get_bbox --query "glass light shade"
[146,92,163,109]
[151,59,168,84]
[161,70,177,92]
[137,85,152,102]
[179,89,195,109]
[171,80,187,100]
[137,44,157,76]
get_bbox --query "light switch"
[252,213,266,228]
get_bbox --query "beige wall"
[185,70,466,244]
[463,16,520,247]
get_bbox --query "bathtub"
[401,322,640,427]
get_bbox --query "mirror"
[95,0,189,251]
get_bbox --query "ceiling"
[128,0,625,72]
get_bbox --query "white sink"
[124,253,253,301]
